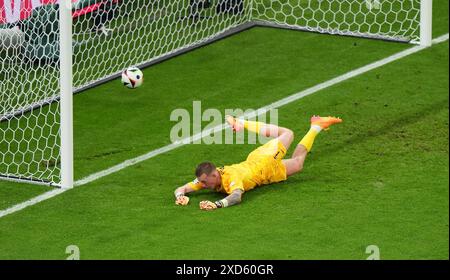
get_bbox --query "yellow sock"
[240,119,263,134]
[299,127,320,152]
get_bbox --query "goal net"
[0,3,62,185]
[0,0,431,187]
[253,0,422,43]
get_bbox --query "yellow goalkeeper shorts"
[246,139,288,185]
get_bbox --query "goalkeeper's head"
[195,161,221,188]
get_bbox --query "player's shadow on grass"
[189,189,223,201]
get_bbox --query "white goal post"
[420,0,432,46]
[0,0,433,188]
[60,0,73,189]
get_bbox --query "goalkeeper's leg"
[226,115,294,150]
[283,115,342,176]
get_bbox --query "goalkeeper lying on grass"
[174,115,342,210]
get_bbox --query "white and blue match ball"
[121,67,144,89]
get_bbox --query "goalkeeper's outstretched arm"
[174,183,197,197]
[174,183,199,206]
[199,189,243,210]
[216,189,243,208]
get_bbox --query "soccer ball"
[121,67,144,89]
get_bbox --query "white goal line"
[0,33,448,219]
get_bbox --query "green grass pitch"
[0,1,448,259]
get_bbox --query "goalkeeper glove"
[175,195,190,206]
[199,200,217,211]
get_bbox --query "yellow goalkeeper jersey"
[188,139,288,194]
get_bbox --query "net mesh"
[253,0,421,43]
